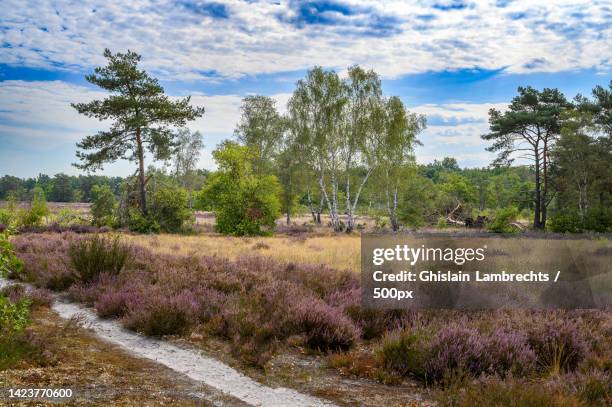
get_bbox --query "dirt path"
[1,278,336,407]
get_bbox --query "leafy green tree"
[375,96,425,231]
[90,184,117,227]
[200,141,281,236]
[50,173,74,202]
[172,128,204,208]
[483,86,569,229]
[149,185,192,233]
[72,49,204,216]
[234,95,284,173]
[288,66,346,231]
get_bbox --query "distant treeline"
[0,170,210,203]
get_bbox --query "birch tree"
[376,96,425,231]
[288,67,346,231]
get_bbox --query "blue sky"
[0,0,610,177]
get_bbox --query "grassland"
[125,233,362,272]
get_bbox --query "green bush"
[201,142,281,236]
[90,184,117,227]
[17,187,49,228]
[127,209,160,234]
[0,209,16,227]
[69,235,129,283]
[549,211,582,233]
[377,329,429,379]
[0,295,30,334]
[0,233,23,277]
[436,217,448,229]
[585,207,612,233]
[487,207,519,233]
[149,186,193,233]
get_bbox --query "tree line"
[2,49,610,234]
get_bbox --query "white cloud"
[0,0,609,81]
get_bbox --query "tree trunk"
[533,145,542,229]
[346,168,372,233]
[136,128,148,215]
[541,141,549,229]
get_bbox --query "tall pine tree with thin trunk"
[72,49,205,215]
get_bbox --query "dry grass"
[124,233,362,272]
[0,307,239,406]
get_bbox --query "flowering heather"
[426,325,489,381]
[9,232,610,375]
[528,318,587,374]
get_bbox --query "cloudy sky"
[1,0,610,177]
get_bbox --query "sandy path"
[0,277,336,407]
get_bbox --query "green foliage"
[17,187,49,227]
[54,208,86,227]
[0,208,15,227]
[149,185,193,233]
[0,233,24,277]
[201,141,281,236]
[90,184,117,227]
[437,217,448,229]
[128,209,161,234]
[0,295,30,335]
[487,207,519,233]
[377,330,428,378]
[549,211,583,233]
[69,235,129,283]
[72,49,204,215]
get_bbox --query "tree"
[375,96,425,231]
[234,95,284,173]
[341,66,384,232]
[72,49,204,216]
[576,80,612,137]
[50,173,74,202]
[482,86,569,229]
[172,128,204,208]
[90,184,117,227]
[200,141,281,236]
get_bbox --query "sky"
[0,0,610,178]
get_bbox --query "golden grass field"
[124,233,362,272]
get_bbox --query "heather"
[10,232,611,388]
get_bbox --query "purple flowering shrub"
[9,232,607,375]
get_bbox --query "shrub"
[294,300,359,351]
[201,141,281,236]
[426,325,488,382]
[487,207,519,233]
[18,187,49,228]
[127,209,161,234]
[377,329,429,378]
[0,209,16,227]
[149,185,193,233]
[68,235,129,283]
[484,328,536,377]
[436,217,448,229]
[90,184,117,227]
[549,211,583,233]
[435,378,584,407]
[0,294,30,335]
[0,232,24,277]
[123,290,199,336]
[0,285,53,308]
[528,320,587,374]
